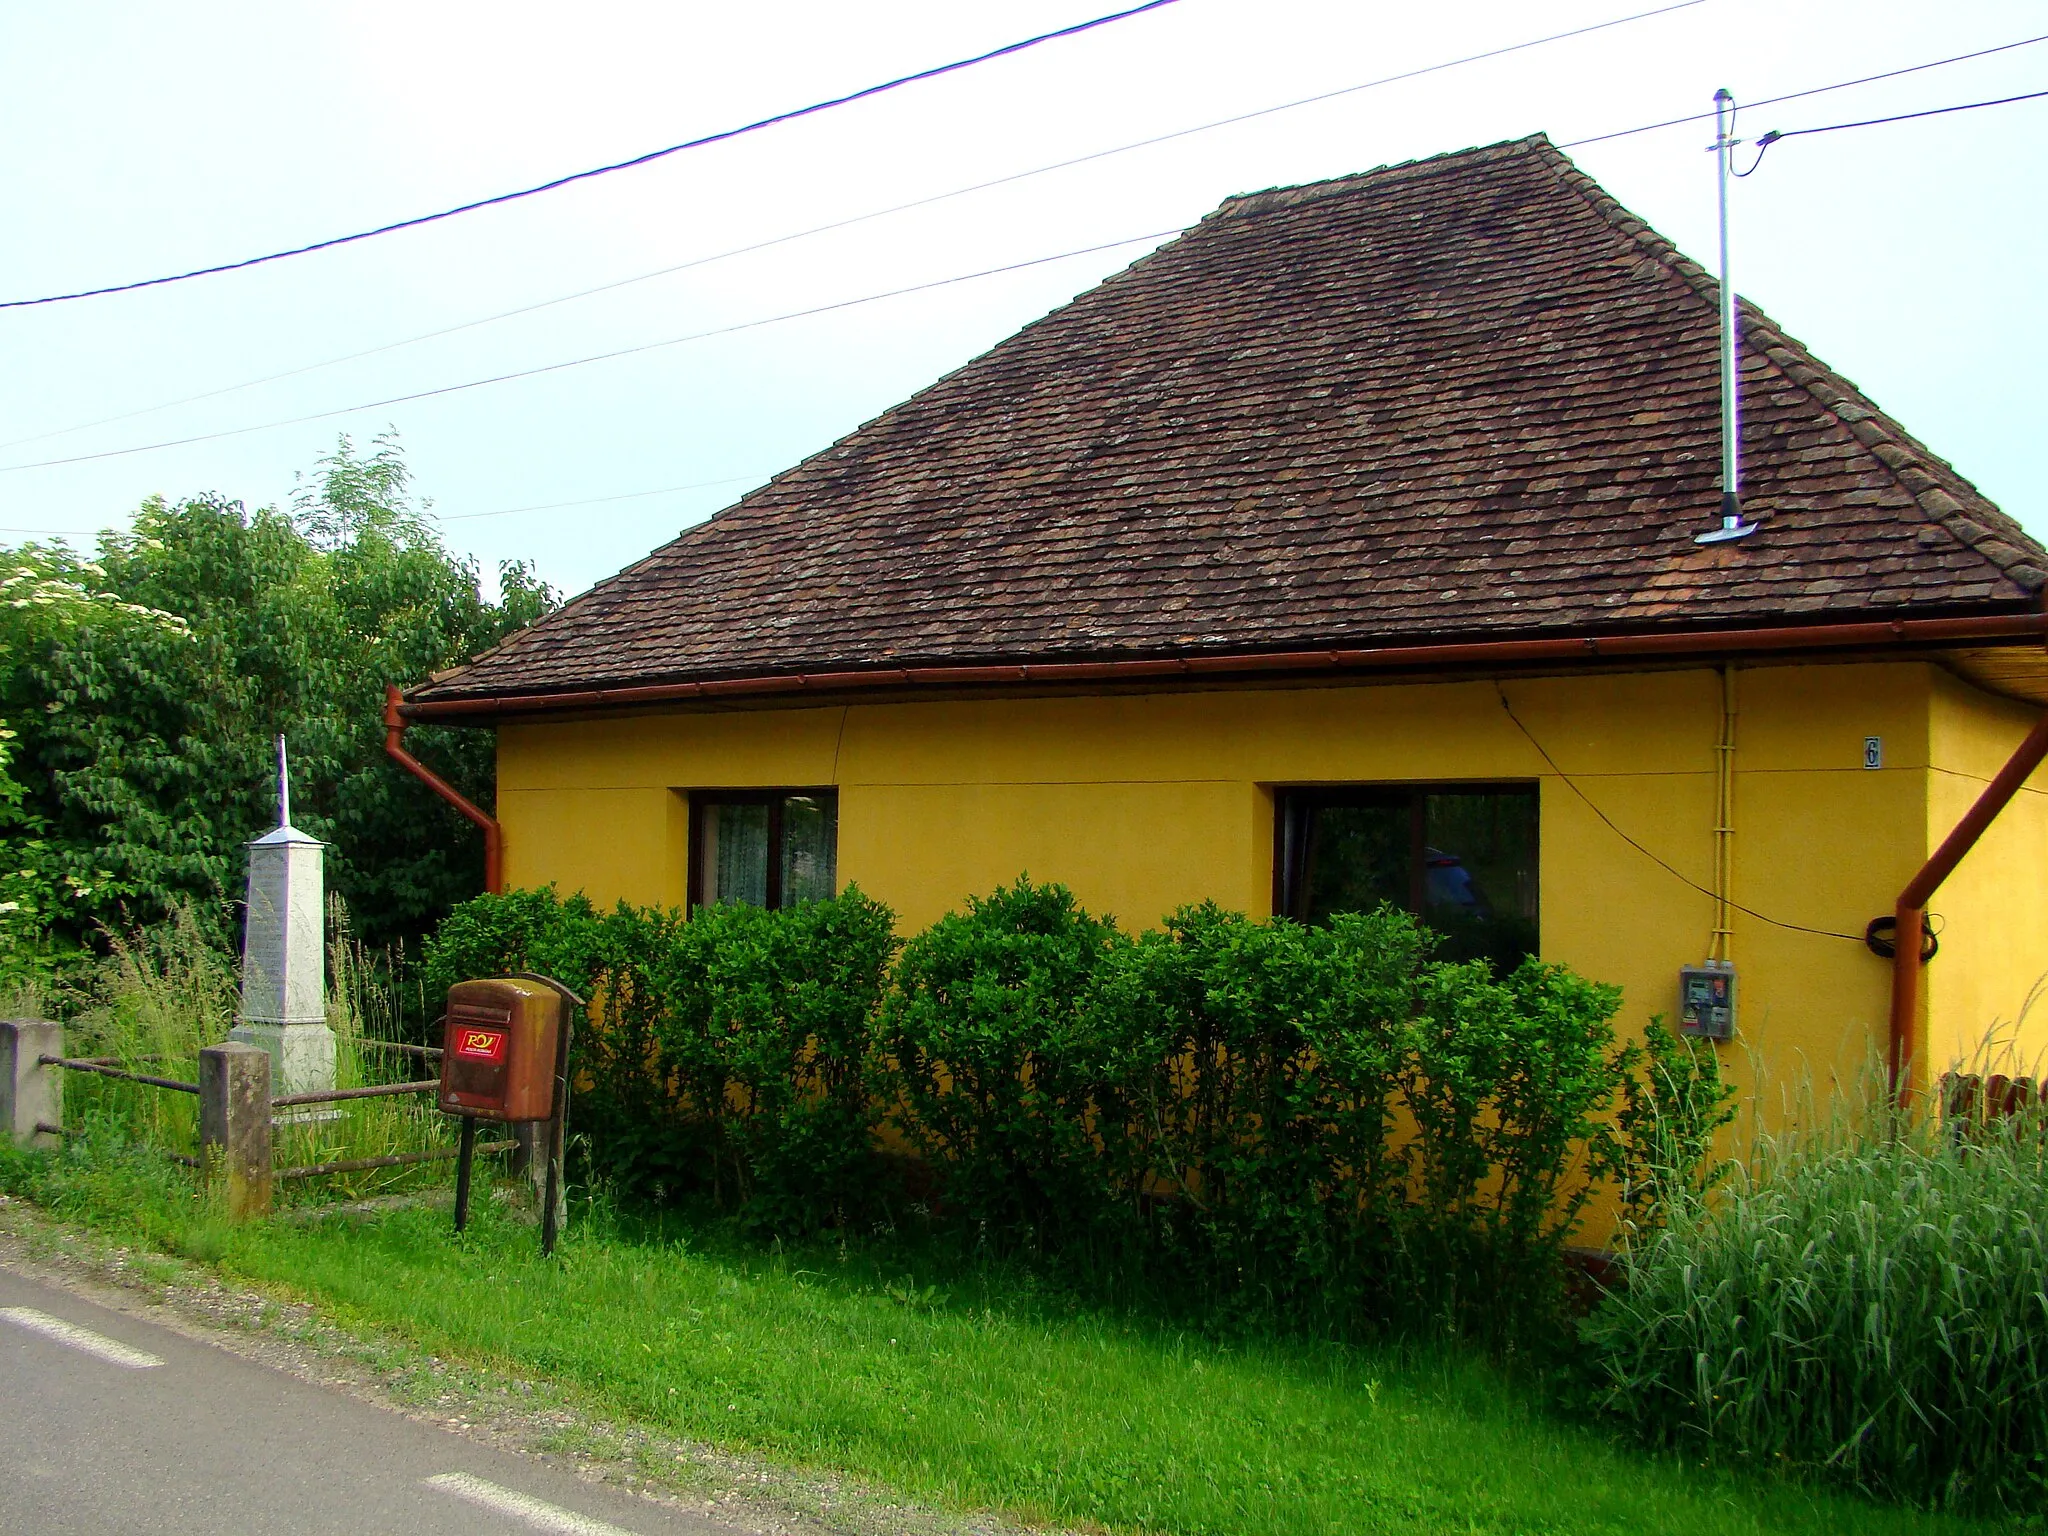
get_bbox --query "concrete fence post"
[0,1019,63,1150]
[199,1041,271,1219]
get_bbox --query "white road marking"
[0,1306,164,1368]
[424,1472,642,1534]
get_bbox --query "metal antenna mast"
[1698,87,1759,546]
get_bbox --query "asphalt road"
[0,1265,731,1535]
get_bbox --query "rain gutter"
[396,611,2048,721]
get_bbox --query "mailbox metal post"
[452,1115,479,1232]
[434,972,583,1257]
[540,997,574,1257]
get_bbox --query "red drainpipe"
[383,684,503,894]
[1887,709,2048,1100]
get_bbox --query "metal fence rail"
[354,1039,443,1060]
[272,1080,439,1107]
[7,1020,552,1230]
[39,1055,199,1095]
[275,1140,515,1182]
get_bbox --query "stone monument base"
[228,1020,336,1098]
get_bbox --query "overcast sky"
[2,0,2042,598]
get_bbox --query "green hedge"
[423,877,1724,1338]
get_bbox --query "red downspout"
[383,683,503,894]
[1888,709,2048,1099]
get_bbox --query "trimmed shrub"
[1088,903,1419,1308]
[424,878,1716,1347]
[421,885,895,1217]
[1586,1107,2048,1512]
[659,893,897,1230]
[882,878,1124,1245]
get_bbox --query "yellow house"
[399,136,2048,1114]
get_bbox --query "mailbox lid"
[438,978,562,1121]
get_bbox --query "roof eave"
[400,606,2048,722]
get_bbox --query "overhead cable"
[7,40,2039,478]
[0,232,1180,474]
[0,474,758,539]
[440,476,755,522]
[0,0,1183,310]
[0,0,1713,453]
[1557,30,2048,148]
[1739,86,2048,174]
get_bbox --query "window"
[1274,785,1538,971]
[688,789,838,911]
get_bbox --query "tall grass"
[1585,1077,2048,1513]
[46,901,465,1202]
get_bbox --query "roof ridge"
[1525,136,2046,593]
[1214,135,1544,219]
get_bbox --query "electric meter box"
[438,977,563,1121]
[1678,962,1737,1041]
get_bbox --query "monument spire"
[232,734,333,1096]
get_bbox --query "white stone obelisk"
[229,738,334,1096]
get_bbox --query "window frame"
[686,786,839,913]
[1271,780,1540,928]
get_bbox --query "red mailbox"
[438,978,563,1122]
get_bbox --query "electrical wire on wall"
[1495,682,1864,943]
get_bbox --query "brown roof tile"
[415,134,2043,704]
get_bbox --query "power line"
[1496,686,1863,942]
[441,477,755,522]
[1557,30,2048,148]
[8,30,2038,478]
[0,232,1180,474]
[0,474,758,540]
[0,0,1183,311]
[0,0,1712,454]
[1740,87,2048,174]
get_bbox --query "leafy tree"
[0,431,554,954]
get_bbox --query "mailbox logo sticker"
[456,1027,508,1063]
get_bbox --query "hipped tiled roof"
[415,134,2043,705]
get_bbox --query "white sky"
[2,0,2042,598]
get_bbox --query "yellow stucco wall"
[487,657,2048,1115]
[1927,670,2048,1078]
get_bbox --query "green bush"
[659,893,897,1230]
[1585,1106,2048,1512]
[421,884,896,1221]
[425,878,1711,1347]
[1088,903,1418,1309]
[882,878,1124,1246]
[1088,903,1658,1339]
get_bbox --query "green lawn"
[4,1151,2008,1536]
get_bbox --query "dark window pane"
[706,801,769,907]
[1276,786,1539,973]
[780,794,838,906]
[1302,799,1409,926]
[1422,791,1539,970]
